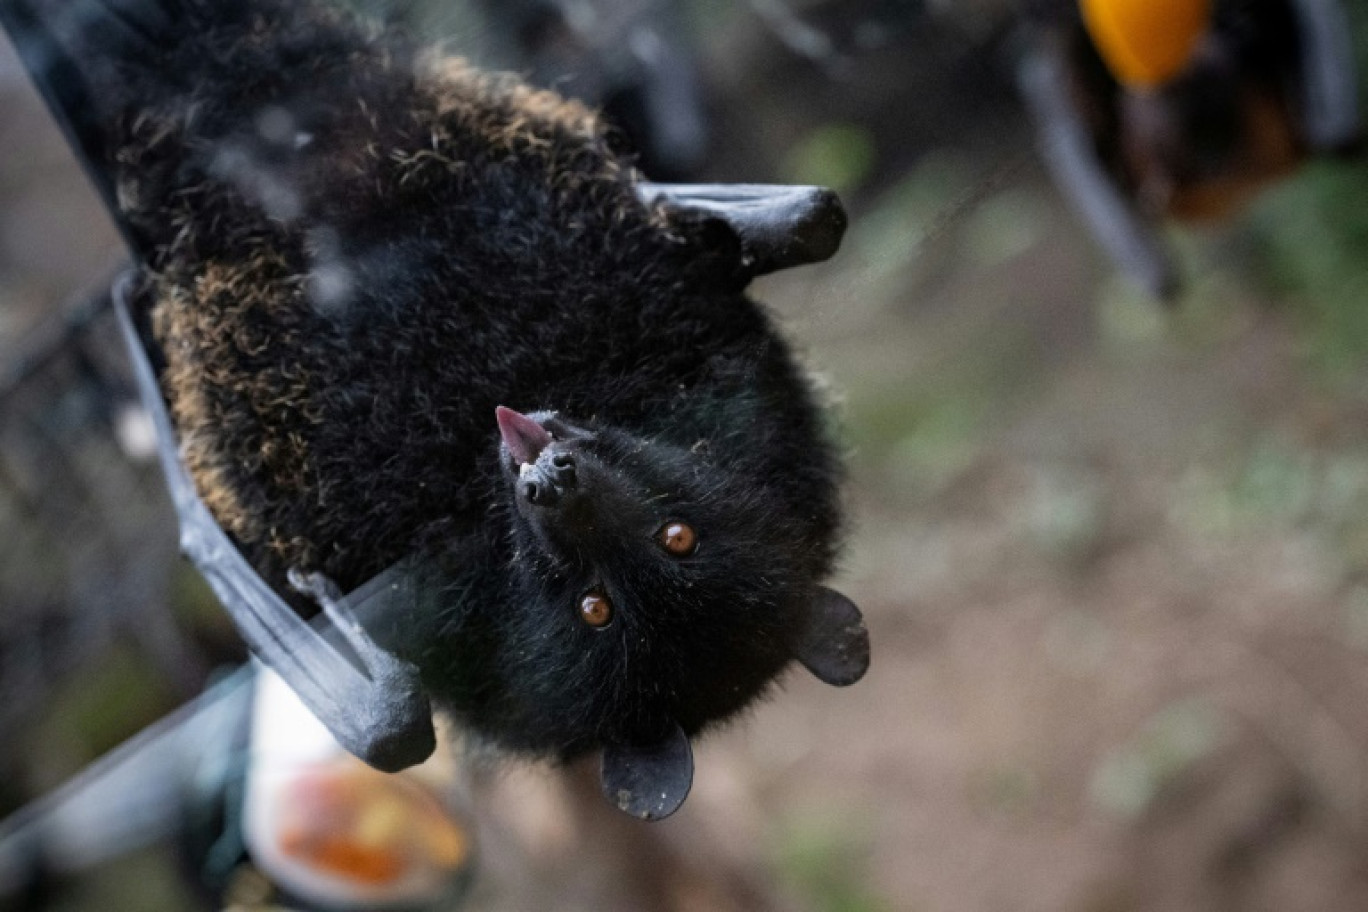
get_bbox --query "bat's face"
[464,407,863,767]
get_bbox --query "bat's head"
[469,406,867,819]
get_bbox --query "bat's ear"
[637,182,847,280]
[796,586,870,688]
[599,722,693,821]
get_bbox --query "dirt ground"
[4,3,1368,911]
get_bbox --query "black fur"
[4,0,857,761]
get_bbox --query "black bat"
[0,0,868,820]
[1018,0,1360,298]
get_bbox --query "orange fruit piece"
[1080,0,1214,87]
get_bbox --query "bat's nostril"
[524,477,563,506]
[544,452,577,491]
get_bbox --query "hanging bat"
[1018,0,1360,297]
[0,0,868,821]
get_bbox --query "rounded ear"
[796,587,870,688]
[599,722,693,821]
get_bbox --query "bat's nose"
[520,450,577,506]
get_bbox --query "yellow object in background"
[1079,0,1214,87]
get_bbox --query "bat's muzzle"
[496,405,593,513]
[518,449,577,507]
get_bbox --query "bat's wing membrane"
[112,274,435,773]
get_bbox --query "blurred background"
[5,0,1368,909]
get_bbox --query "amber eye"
[579,591,614,628]
[657,521,698,557]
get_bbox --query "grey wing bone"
[112,273,436,773]
[1290,0,1361,151]
[1017,43,1178,300]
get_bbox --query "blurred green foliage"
[1242,0,1368,381]
[1089,699,1225,819]
[781,123,879,198]
[36,645,179,780]
[771,810,892,912]
[43,851,197,912]
[1248,162,1368,381]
